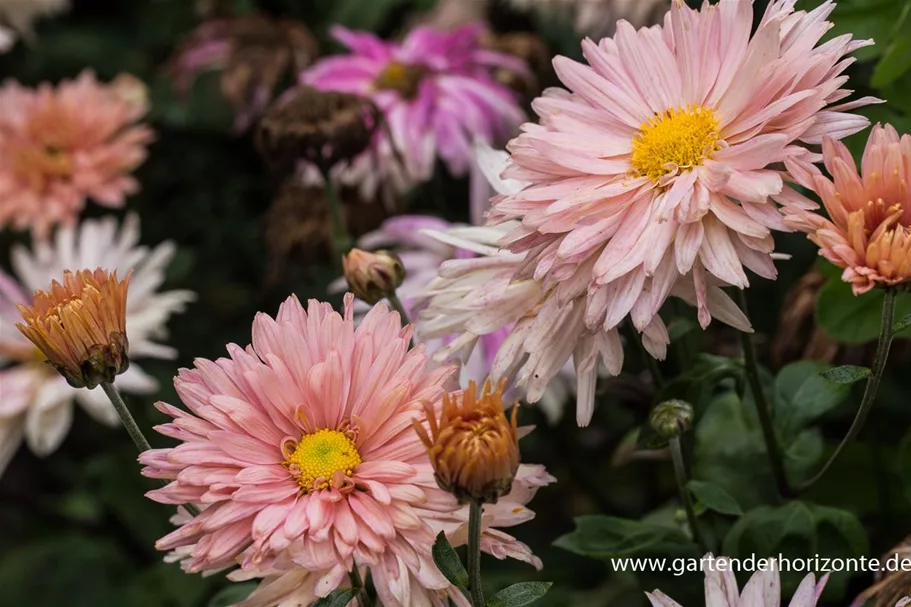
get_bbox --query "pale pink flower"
[0,214,194,476]
[300,24,526,201]
[488,0,878,376]
[785,124,911,294]
[141,294,553,606]
[647,554,828,607]
[0,70,153,238]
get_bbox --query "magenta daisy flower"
[300,24,526,199]
[489,0,878,356]
[141,294,552,606]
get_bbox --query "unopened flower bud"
[16,269,131,389]
[413,379,520,504]
[649,399,693,439]
[342,248,405,305]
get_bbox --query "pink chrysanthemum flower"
[0,70,153,238]
[786,124,911,294]
[300,24,526,200]
[489,0,879,358]
[141,294,553,606]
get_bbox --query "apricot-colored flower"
[0,71,153,237]
[16,268,131,388]
[786,124,911,294]
[415,379,519,504]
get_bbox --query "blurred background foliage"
[2,0,911,606]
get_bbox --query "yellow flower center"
[374,62,428,100]
[286,429,362,491]
[631,106,720,183]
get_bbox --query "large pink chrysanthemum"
[300,24,526,199]
[490,0,878,353]
[141,294,553,606]
[0,71,153,238]
[786,124,911,294]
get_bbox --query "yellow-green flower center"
[286,429,362,491]
[631,106,720,183]
[374,61,428,100]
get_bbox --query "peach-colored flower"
[16,268,130,388]
[0,71,153,238]
[141,294,553,606]
[786,124,911,294]
[415,379,520,504]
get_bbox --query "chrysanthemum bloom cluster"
[167,15,318,132]
[647,555,827,607]
[301,24,527,200]
[141,294,553,606]
[0,70,153,237]
[0,0,69,52]
[427,0,878,424]
[16,268,131,389]
[0,214,193,476]
[786,124,911,294]
[415,379,520,504]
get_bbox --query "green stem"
[628,320,665,390]
[467,500,485,607]
[349,565,373,607]
[322,173,352,266]
[797,288,897,491]
[736,290,793,499]
[100,382,200,517]
[670,437,707,553]
[387,293,410,325]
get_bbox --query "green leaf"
[432,532,469,589]
[820,365,872,384]
[894,313,911,333]
[486,582,553,607]
[207,583,257,607]
[687,480,743,516]
[871,1,911,87]
[554,515,691,559]
[312,588,361,607]
[774,361,851,441]
[816,278,911,343]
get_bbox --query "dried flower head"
[414,379,520,504]
[16,268,131,389]
[342,248,406,305]
[255,86,379,173]
[771,269,839,367]
[853,536,911,607]
[787,124,911,294]
[167,14,318,131]
[482,31,553,99]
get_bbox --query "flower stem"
[467,500,485,607]
[322,173,352,266]
[736,289,793,499]
[100,382,201,517]
[798,288,897,491]
[349,565,373,607]
[628,320,665,390]
[101,382,152,453]
[387,293,410,325]
[669,437,707,553]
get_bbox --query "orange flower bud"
[16,268,131,389]
[342,248,406,305]
[414,379,519,504]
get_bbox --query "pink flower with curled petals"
[484,0,879,404]
[785,124,911,294]
[141,294,553,606]
[647,554,828,607]
[300,24,526,201]
[0,71,153,238]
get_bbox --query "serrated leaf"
[486,582,553,607]
[312,587,360,607]
[820,365,871,384]
[687,480,743,516]
[894,313,911,333]
[432,532,468,588]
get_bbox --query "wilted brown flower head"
[414,379,520,504]
[854,536,911,607]
[255,86,380,174]
[166,14,318,131]
[342,248,405,305]
[16,268,131,389]
[770,269,840,367]
[482,31,553,99]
